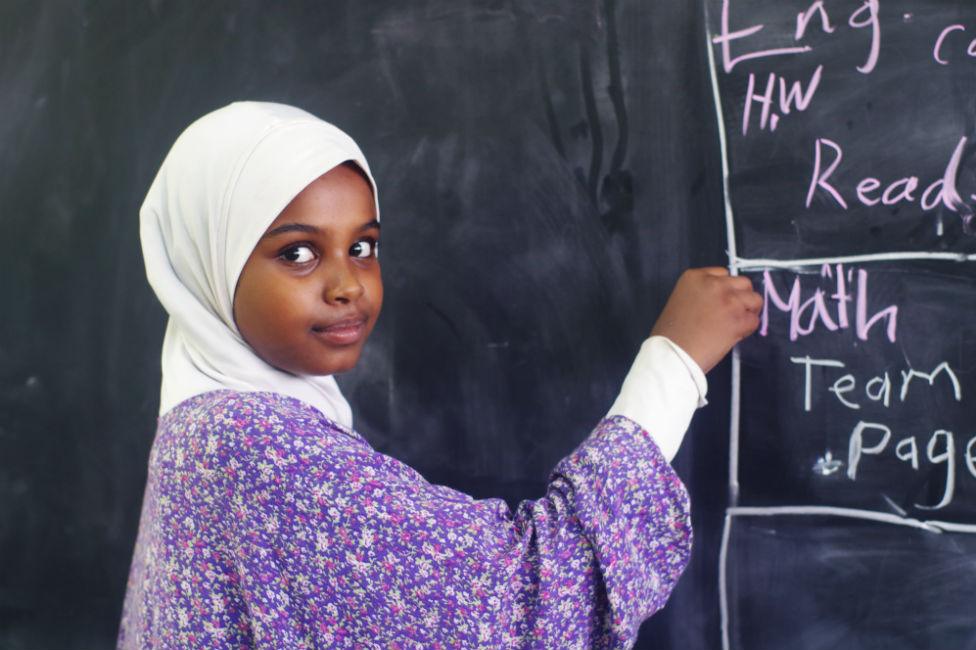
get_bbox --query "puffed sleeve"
[212,393,691,649]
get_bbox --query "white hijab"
[140,101,378,427]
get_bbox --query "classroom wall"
[0,2,729,647]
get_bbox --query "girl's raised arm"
[191,390,690,648]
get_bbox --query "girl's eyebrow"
[263,223,319,238]
[262,219,381,239]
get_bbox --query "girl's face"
[233,163,382,376]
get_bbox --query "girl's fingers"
[739,290,764,312]
[700,267,730,277]
[727,275,755,291]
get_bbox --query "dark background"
[0,1,732,648]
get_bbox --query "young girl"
[117,101,761,649]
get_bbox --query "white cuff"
[606,336,708,462]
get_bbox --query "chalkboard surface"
[726,516,976,649]
[0,2,730,648]
[707,0,976,648]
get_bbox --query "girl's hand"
[650,267,763,374]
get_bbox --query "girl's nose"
[323,260,365,304]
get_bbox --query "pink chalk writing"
[933,25,967,65]
[714,1,880,75]
[712,0,811,73]
[760,264,897,342]
[806,136,968,213]
[932,24,976,65]
[806,138,848,208]
[848,0,881,74]
[795,1,835,40]
[742,65,822,135]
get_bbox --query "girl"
[118,101,761,649]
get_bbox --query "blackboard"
[707,1,976,648]
[0,2,732,648]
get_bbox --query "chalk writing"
[742,66,822,135]
[786,348,966,510]
[812,449,843,476]
[711,0,976,523]
[712,6,976,645]
[760,264,897,342]
[790,356,961,412]
[847,423,964,510]
[806,136,968,216]
[933,24,976,64]
[712,0,811,73]
[714,2,976,240]
[713,0,879,73]
[848,0,881,74]
[795,2,834,41]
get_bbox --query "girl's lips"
[311,318,367,346]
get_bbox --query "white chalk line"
[734,250,976,271]
[728,347,741,501]
[702,0,740,504]
[727,505,976,534]
[718,511,733,650]
[703,0,737,270]
[704,7,740,650]
[923,519,976,534]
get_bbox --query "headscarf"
[140,101,378,426]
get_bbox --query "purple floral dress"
[117,390,691,649]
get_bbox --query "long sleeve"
[607,336,708,462]
[118,390,692,649]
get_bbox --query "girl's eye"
[280,245,316,264]
[350,239,378,259]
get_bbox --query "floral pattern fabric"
[117,390,691,649]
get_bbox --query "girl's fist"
[650,267,763,374]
